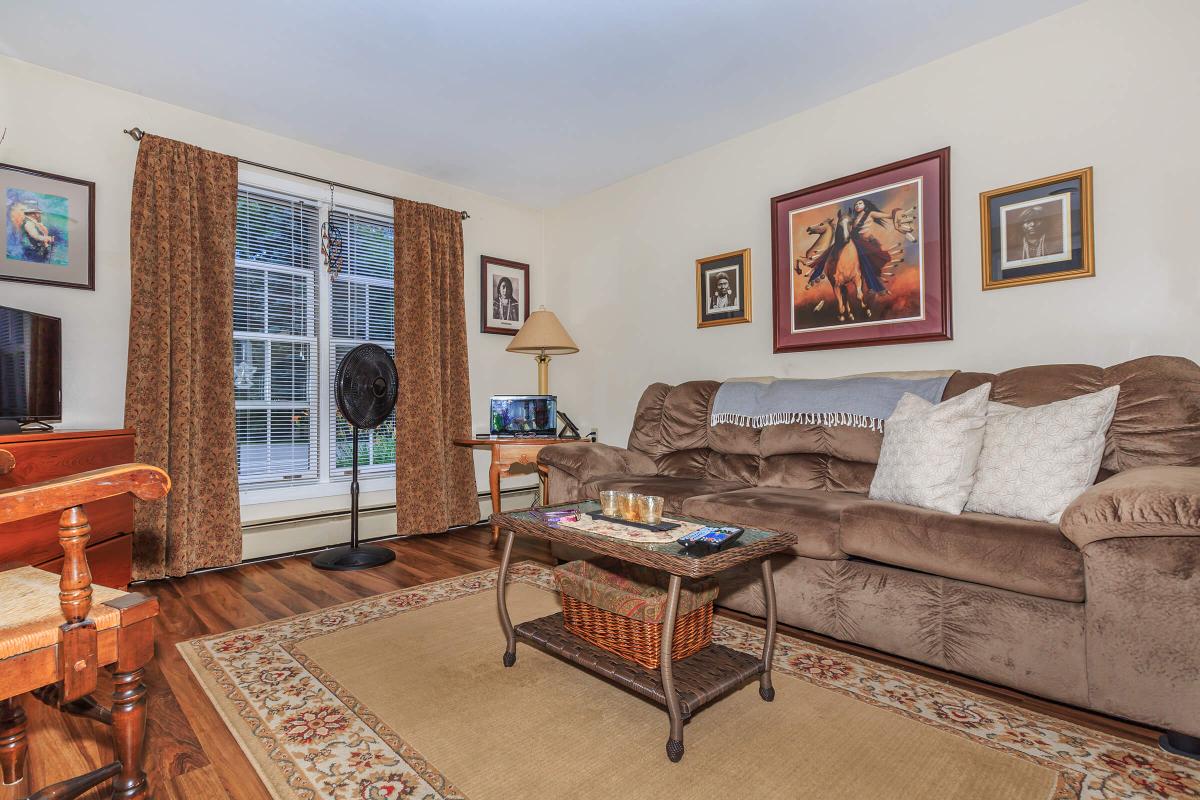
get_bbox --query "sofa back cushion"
[625,356,1200,492]
[943,356,1200,472]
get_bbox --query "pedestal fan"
[313,343,398,571]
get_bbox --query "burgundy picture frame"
[480,255,530,336]
[770,148,952,353]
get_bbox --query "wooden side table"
[453,436,588,546]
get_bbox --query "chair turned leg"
[110,669,148,800]
[0,698,27,796]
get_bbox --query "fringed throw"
[710,374,952,431]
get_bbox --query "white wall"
[4,0,1197,549]
[544,0,1200,446]
[0,55,548,525]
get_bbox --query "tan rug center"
[297,582,1055,799]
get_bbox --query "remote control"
[678,526,744,549]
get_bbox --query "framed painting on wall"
[770,148,951,352]
[480,255,530,335]
[1,163,95,290]
[980,167,1093,290]
[696,248,751,328]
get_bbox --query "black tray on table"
[585,512,681,533]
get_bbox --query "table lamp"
[506,307,579,394]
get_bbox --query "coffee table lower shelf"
[514,612,762,717]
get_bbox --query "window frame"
[235,166,397,508]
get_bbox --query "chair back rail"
[0,460,170,525]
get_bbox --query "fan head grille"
[335,343,399,429]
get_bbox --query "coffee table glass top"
[506,500,786,559]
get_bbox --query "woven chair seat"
[0,566,126,660]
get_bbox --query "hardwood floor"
[16,525,555,800]
[14,525,1160,799]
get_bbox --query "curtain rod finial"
[460,210,470,220]
[124,127,145,141]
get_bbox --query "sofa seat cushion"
[840,501,1085,602]
[582,475,748,514]
[682,487,868,560]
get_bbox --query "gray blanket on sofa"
[710,373,952,431]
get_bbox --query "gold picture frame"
[980,167,1094,290]
[696,248,751,328]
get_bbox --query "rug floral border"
[178,562,1199,800]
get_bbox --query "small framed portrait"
[696,248,751,328]
[980,167,1093,290]
[480,255,530,335]
[2,163,95,290]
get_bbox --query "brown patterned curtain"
[124,135,242,579]
[393,199,478,533]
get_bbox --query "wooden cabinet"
[0,428,135,587]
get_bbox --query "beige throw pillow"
[964,386,1120,523]
[868,383,991,515]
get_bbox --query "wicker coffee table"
[491,501,797,762]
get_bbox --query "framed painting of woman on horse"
[770,148,951,352]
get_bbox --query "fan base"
[312,544,396,571]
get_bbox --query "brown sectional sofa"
[538,355,1200,746]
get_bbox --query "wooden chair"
[0,450,169,800]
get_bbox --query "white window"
[233,181,396,492]
[327,208,397,477]
[233,187,320,485]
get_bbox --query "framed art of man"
[980,167,1094,290]
[1,163,95,290]
[696,249,751,329]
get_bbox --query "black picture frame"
[1,163,95,290]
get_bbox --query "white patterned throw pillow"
[964,386,1120,523]
[868,383,991,515]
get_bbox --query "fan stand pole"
[349,426,360,548]
[312,426,396,571]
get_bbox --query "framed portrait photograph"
[480,255,529,335]
[771,148,951,352]
[696,248,751,328]
[1,163,95,290]
[980,167,1093,290]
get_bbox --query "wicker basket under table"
[554,557,718,670]
[561,594,712,669]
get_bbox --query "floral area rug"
[178,562,1200,799]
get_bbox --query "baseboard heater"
[240,484,538,531]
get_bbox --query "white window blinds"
[233,187,320,485]
[328,207,397,476]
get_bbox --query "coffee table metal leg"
[759,557,777,701]
[497,529,517,667]
[659,573,685,762]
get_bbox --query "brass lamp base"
[536,353,551,394]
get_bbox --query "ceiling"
[0,1,1081,207]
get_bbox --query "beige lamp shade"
[506,308,579,355]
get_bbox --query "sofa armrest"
[1060,466,1200,549]
[538,442,657,484]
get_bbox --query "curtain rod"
[122,127,470,220]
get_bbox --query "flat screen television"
[0,306,62,424]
